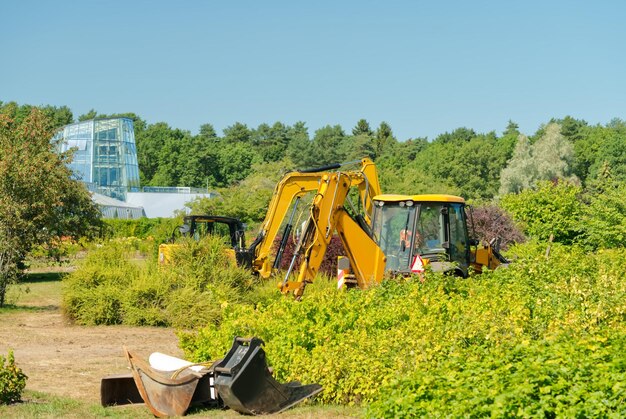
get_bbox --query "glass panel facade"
[54,118,140,200]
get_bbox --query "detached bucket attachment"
[104,348,217,417]
[214,337,322,415]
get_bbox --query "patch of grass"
[0,305,53,315]
[22,272,65,283]
[4,276,62,310]
[0,391,359,418]
[185,402,362,418]
[0,390,152,418]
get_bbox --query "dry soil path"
[0,295,182,403]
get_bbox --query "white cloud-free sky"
[2,0,624,140]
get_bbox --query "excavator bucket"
[213,337,323,415]
[102,348,217,417]
[126,349,200,417]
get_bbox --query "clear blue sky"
[1,0,624,141]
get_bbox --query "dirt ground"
[0,270,182,404]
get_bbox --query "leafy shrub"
[368,334,626,418]
[469,203,525,249]
[500,180,583,244]
[580,180,626,249]
[63,235,256,328]
[179,242,626,416]
[102,218,180,240]
[0,350,27,404]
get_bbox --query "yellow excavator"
[240,158,507,298]
[158,158,507,298]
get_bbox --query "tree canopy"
[6,99,626,250]
[0,108,101,306]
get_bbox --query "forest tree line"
[2,99,626,249]
[2,100,624,199]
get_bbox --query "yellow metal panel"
[373,194,465,203]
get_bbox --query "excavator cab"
[176,215,246,249]
[158,215,246,265]
[371,194,472,277]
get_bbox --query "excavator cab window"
[174,216,246,248]
[447,203,470,271]
[372,200,471,274]
[416,203,470,272]
[372,200,417,272]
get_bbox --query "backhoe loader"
[239,158,507,298]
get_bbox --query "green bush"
[102,218,180,240]
[179,242,626,416]
[0,350,27,405]
[368,333,626,418]
[580,180,626,249]
[500,180,583,244]
[63,235,256,328]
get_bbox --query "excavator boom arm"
[280,169,385,298]
[248,158,381,280]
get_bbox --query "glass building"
[54,118,140,200]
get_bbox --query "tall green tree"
[223,122,252,144]
[78,109,98,121]
[374,121,395,159]
[0,102,73,130]
[216,142,262,186]
[198,123,218,140]
[285,121,311,168]
[352,119,373,136]
[0,109,101,306]
[499,123,577,195]
[433,127,476,144]
[307,125,346,166]
[578,119,626,185]
[252,122,290,163]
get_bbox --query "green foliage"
[0,108,101,306]
[0,350,27,404]
[378,163,461,196]
[179,243,626,416]
[62,236,256,328]
[103,218,180,241]
[500,181,583,244]
[368,334,626,418]
[580,180,626,249]
[500,123,578,195]
[186,160,288,224]
[306,125,347,166]
[397,131,512,200]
